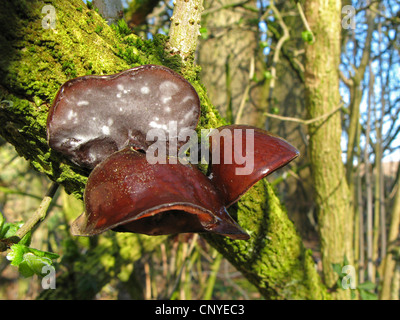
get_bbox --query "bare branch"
[264,104,343,126]
[297,2,314,43]
[168,0,204,61]
[15,182,59,240]
[234,56,254,124]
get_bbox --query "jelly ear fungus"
[47,64,200,169]
[71,147,250,240]
[207,125,300,207]
[47,65,299,240]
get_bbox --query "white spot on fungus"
[67,110,77,120]
[162,96,172,104]
[149,121,167,130]
[102,126,110,135]
[77,100,89,106]
[141,86,150,94]
[159,81,179,95]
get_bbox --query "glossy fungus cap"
[47,65,200,169]
[71,147,250,240]
[207,125,300,207]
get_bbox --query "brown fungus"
[207,125,300,207]
[71,147,250,240]
[47,65,200,169]
[47,65,299,241]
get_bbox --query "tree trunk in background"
[93,0,124,25]
[380,163,400,299]
[126,0,161,27]
[267,1,317,245]
[304,0,353,298]
[197,0,266,126]
[199,0,318,250]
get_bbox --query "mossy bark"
[0,0,327,299]
[304,0,353,298]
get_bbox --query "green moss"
[203,180,328,300]
[111,19,132,37]
[94,24,103,34]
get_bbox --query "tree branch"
[297,1,314,43]
[15,182,59,240]
[168,0,203,62]
[234,56,254,124]
[266,2,290,118]
[264,104,343,125]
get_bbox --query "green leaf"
[301,30,314,44]
[260,41,268,49]
[28,247,59,260]
[1,221,23,238]
[199,27,208,40]
[332,263,343,276]
[19,253,54,278]
[357,281,376,291]
[7,243,59,275]
[0,212,4,238]
[359,289,378,300]
[271,107,280,115]
[19,231,32,247]
[6,244,29,266]
[263,70,272,80]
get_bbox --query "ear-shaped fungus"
[47,65,299,241]
[208,125,300,207]
[47,64,200,169]
[71,147,250,240]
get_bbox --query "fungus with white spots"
[47,65,201,169]
[46,65,299,241]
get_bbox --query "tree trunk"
[365,63,374,283]
[267,1,316,243]
[0,0,328,299]
[197,0,265,126]
[304,0,353,298]
[380,163,400,299]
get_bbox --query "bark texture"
[304,0,353,297]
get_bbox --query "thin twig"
[0,186,61,207]
[15,182,59,240]
[202,0,250,16]
[166,234,198,299]
[296,2,315,43]
[144,260,152,300]
[234,56,255,124]
[264,104,343,125]
[265,2,290,127]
